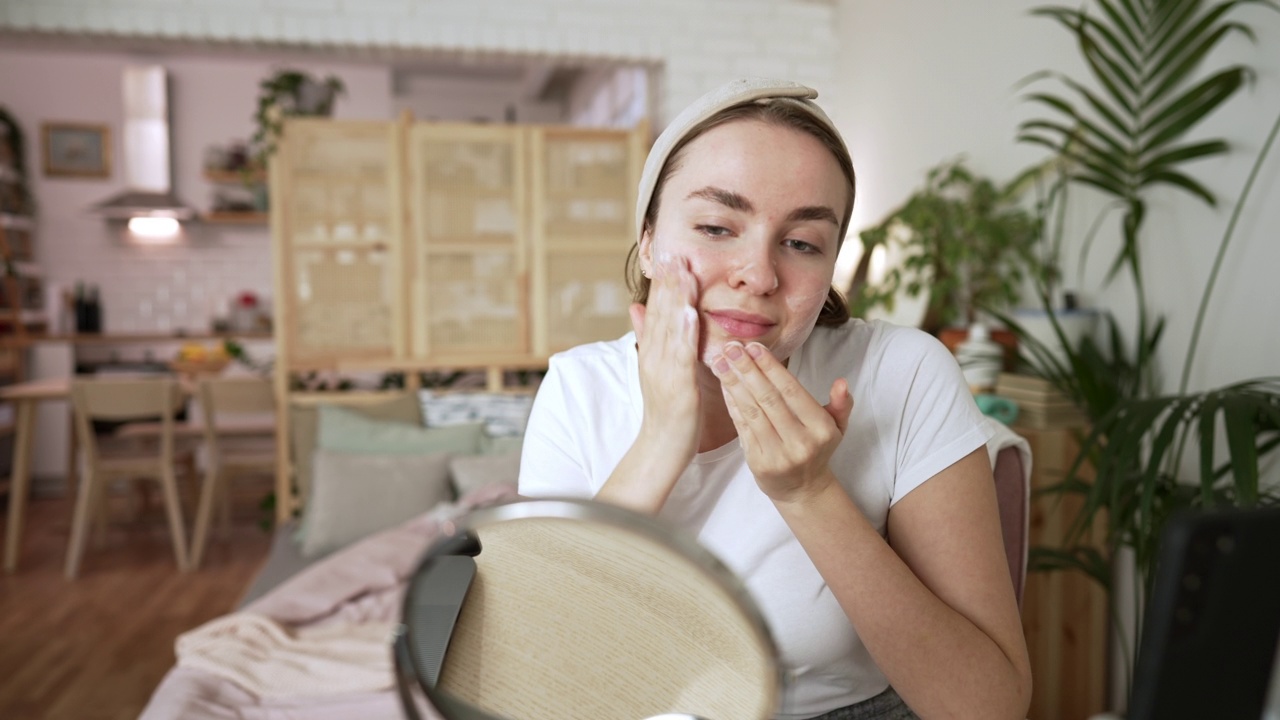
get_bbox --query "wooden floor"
[0,484,272,720]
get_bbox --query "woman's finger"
[712,348,784,449]
[719,342,811,437]
[825,378,854,435]
[721,384,757,453]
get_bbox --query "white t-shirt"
[518,318,993,719]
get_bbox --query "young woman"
[519,78,1031,720]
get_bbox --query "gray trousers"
[805,687,920,720]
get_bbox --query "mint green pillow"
[317,405,486,456]
[480,434,524,456]
[295,407,486,549]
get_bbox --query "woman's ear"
[638,228,654,279]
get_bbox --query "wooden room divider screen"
[268,115,648,520]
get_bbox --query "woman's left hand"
[711,341,854,503]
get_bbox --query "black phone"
[1127,506,1280,720]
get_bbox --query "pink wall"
[0,46,393,334]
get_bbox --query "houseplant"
[1004,0,1280,692]
[250,69,345,170]
[847,158,1044,338]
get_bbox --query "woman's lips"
[705,310,775,339]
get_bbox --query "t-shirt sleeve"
[517,356,595,499]
[881,330,994,505]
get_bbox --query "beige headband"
[634,77,849,241]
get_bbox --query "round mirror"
[393,498,781,720]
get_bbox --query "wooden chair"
[189,376,276,570]
[67,377,190,579]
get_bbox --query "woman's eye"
[694,224,730,238]
[785,238,821,254]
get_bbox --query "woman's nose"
[727,248,779,294]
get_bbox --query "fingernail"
[724,343,744,360]
[712,355,729,374]
[746,343,764,358]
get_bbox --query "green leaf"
[1149,13,1249,100]
[1150,0,1209,59]
[1222,394,1261,505]
[1194,392,1219,505]
[1138,140,1229,174]
[1059,76,1136,147]
[1142,169,1218,206]
[1142,67,1246,149]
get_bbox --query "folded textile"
[176,613,395,698]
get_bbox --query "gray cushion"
[289,393,423,507]
[449,450,521,497]
[300,449,455,559]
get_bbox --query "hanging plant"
[250,69,345,169]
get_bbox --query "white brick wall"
[0,0,840,126]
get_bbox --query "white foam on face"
[788,287,830,311]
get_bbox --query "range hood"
[91,65,196,221]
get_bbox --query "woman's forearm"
[775,478,1031,720]
[594,427,691,515]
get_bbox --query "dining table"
[2,376,275,573]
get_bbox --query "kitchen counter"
[2,331,272,348]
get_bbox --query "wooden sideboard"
[1016,424,1110,720]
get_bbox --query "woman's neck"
[695,365,739,453]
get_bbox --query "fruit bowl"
[168,356,232,376]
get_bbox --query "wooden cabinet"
[267,117,647,522]
[1016,424,1110,720]
[270,117,646,371]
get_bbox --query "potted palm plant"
[1001,0,1280,695]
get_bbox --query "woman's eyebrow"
[787,206,840,225]
[685,186,838,226]
[686,186,753,212]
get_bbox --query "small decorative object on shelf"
[202,138,269,223]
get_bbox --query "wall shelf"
[201,211,268,225]
[204,168,265,184]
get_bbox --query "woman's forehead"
[662,120,846,209]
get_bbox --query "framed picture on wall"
[41,123,111,178]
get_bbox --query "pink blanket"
[140,483,518,720]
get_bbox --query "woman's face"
[639,118,847,367]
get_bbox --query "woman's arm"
[713,341,1031,720]
[777,453,1031,720]
[595,254,703,514]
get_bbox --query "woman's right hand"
[629,253,702,467]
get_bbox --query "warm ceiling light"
[127,216,181,242]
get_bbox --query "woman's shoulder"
[550,332,635,367]
[544,332,637,391]
[806,318,948,360]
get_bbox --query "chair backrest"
[71,377,183,462]
[992,444,1029,609]
[199,376,276,417]
[198,375,276,451]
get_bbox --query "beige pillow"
[301,449,454,558]
[449,450,521,498]
[289,393,422,507]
